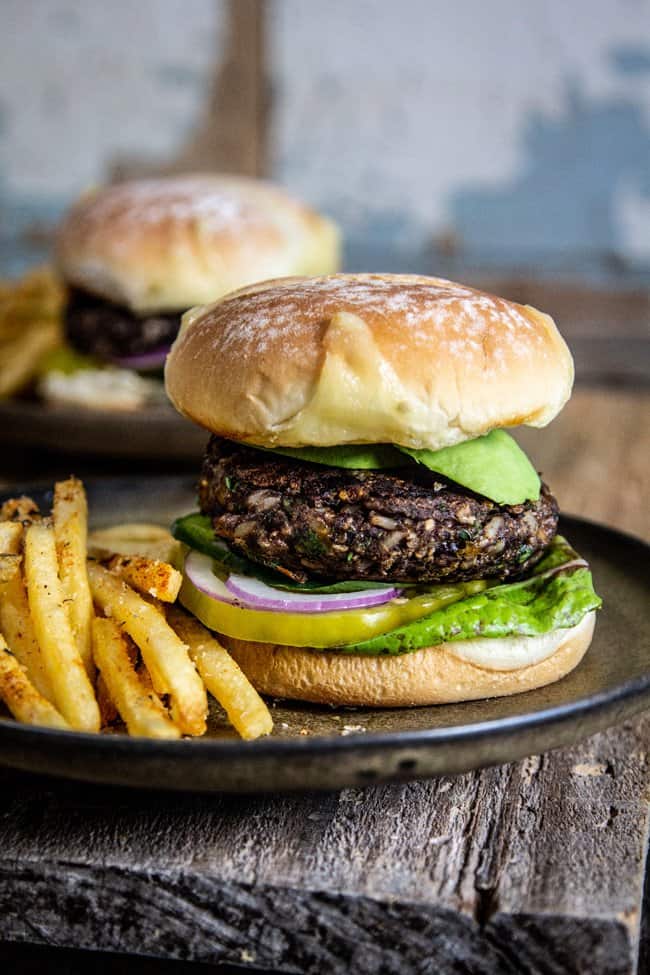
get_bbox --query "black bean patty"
[199,437,559,584]
[65,286,181,360]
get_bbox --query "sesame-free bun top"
[165,274,574,452]
[56,175,341,313]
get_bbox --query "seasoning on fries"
[24,521,100,732]
[169,606,273,741]
[0,477,273,741]
[88,563,207,737]
[92,618,180,740]
[0,638,69,730]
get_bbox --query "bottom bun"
[221,612,596,707]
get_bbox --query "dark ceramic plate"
[0,476,648,793]
[0,400,208,459]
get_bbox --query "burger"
[165,274,601,707]
[46,176,340,409]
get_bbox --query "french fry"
[0,638,69,730]
[0,555,21,583]
[24,521,100,731]
[0,267,64,397]
[168,606,273,740]
[0,266,64,316]
[0,496,40,525]
[88,523,181,563]
[0,521,23,554]
[53,478,94,674]
[0,322,60,397]
[96,671,119,727]
[92,618,180,740]
[101,553,182,603]
[0,555,54,701]
[97,631,138,725]
[87,564,206,736]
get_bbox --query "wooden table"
[1,385,649,974]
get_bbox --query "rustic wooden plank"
[110,0,268,182]
[1,714,648,973]
[166,0,268,177]
[472,279,649,340]
[515,388,650,541]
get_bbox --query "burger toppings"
[172,529,600,654]
[177,547,492,648]
[263,428,542,506]
[65,286,180,363]
[170,436,599,656]
[197,437,558,585]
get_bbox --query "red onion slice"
[225,572,400,613]
[111,346,171,371]
[184,551,400,614]
[185,552,236,604]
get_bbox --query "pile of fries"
[0,478,273,740]
[0,267,65,398]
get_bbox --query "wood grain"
[110,0,268,182]
[0,714,647,973]
[516,388,650,541]
[167,0,268,178]
[474,278,650,387]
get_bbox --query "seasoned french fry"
[0,555,21,583]
[53,478,94,674]
[0,521,23,554]
[0,267,64,396]
[87,564,206,736]
[101,553,182,603]
[97,631,138,725]
[0,555,54,701]
[0,496,40,525]
[88,523,181,563]
[0,322,61,398]
[92,618,180,740]
[96,671,119,727]
[168,606,273,740]
[0,637,69,729]
[24,521,100,731]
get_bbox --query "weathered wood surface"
[1,713,648,974]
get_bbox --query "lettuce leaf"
[336,539,601,655]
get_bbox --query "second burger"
[44,175,340,409]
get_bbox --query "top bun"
[165,274,574,451]
[55,175,340,313]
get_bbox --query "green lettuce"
[336,538,601,655]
